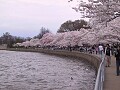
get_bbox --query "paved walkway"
[104,56,120,90]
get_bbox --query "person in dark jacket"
[115,46,120,76]
[105,44,111,67]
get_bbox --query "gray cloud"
[0,0,82,37]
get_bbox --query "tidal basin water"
[0,50,96,90]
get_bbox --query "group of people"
[98,44,120,76]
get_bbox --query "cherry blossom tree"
[29,38,40,46]
[16,16,120,48]
[39,33,55,47]
[69,0,120,27]
[49,33,65,46]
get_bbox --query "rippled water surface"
[0,50,96,90]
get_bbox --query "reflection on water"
[0,50,96,90]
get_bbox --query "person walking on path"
[114,46,120,76]
[98,44,104,59]
[105,44,111,67]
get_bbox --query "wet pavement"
[0,50,96,90]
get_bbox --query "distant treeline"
[0,27,50,48]
[0,19,90,47]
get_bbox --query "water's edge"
[7,48,101,74]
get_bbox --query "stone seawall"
[7,48,101,74]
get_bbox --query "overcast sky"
[0,0,88,37]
